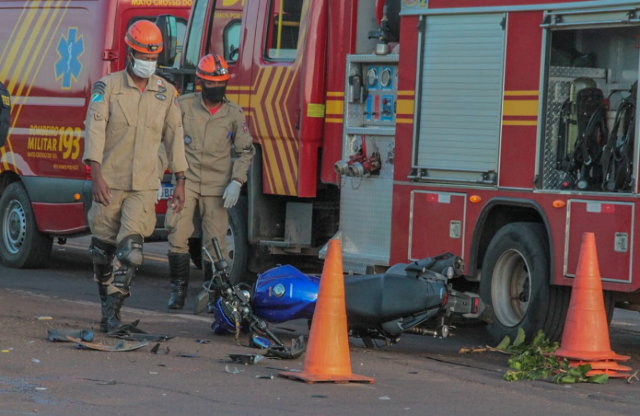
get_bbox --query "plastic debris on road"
[68,336,149,352]
[48,329,94,343]
[379,396,391,400]
[255,375,274,379]
[35,316,52,320]
[224,365,244,374]
[229,354,265,365]
[31,359,40,363]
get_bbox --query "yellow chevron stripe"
[0,1,44,170]
[277,66,299,187]
[327,91,344,97]
[326,99,343,115]
[396,119,413,124]
[0,6,28,68]
[325,118,343,124]
[504,90,539,96]
[0,1,43,84]
[16,3,61,97]
[255,68,285,194]
[397,99,414,115]
[273,66,294,190]
[8,7,51,92]
[266,66,295,194]
[503,100,538,117]
[6,1,70,170]
[397,90,415,96]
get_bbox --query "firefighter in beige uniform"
[83,21,188,333]
[165,54,255,311]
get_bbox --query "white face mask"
[131,57,156,78]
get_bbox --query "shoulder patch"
[91,93,103,103]
[241,121,248,132]
[92,81,106,95]
[174,97,179,107]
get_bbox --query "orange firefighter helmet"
[125,20,163,54]
[196,54,230,82]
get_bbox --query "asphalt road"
[2,236,640,415]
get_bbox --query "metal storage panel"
[415,14,506,180]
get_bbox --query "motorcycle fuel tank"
[254,265,319,324]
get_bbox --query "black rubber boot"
[89,238,116,333]
[98,283,109,333]
[203,262,215,314]
[168,253,191,310]
[105,292,127,333]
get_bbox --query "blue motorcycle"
[199,238,484,355]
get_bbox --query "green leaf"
[568,368,584,378]
[513,328,526,347]
[559,375,576,384]
[576,364,592,375]
[532,331,545,347]
[496,336,511,351]
[552,373,563,383]
[588,374,609,384]
[541,368,553,379]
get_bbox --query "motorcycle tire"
[480,222,568,342]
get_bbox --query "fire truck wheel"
[480,222,567,342]
[187,197,249,285]
[0,182,53,269]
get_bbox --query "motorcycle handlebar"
[212,237,224,262]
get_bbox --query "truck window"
[183,0,209,69]
[264,0,302,61]
[224,19,241,63]
[128,17,187,69]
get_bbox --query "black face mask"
[202,86,226,103]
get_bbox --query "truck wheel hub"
[3,200,27,254]
[491,249,532,328]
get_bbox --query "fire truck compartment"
[540,18,640,193]
[564,200,633,283]
[411,13,507,185]
[409,191,466,261]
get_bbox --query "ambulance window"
[128,17,187,69]
[183,0,209,69]
[224,20,241,63]
[264,0,302,61]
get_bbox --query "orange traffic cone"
[553,232,628,363]
[279,239,374,384]
[569,360,631,378]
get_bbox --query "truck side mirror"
[156,15,177,68]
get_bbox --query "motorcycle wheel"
[480,222,567,342]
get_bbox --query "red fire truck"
[162,0,640,340]
[0,0,222,268]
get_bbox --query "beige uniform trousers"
[88,189,156,294]
[166,187,228,262]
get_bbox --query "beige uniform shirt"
[83,70,188,190]
[179,93,255,196]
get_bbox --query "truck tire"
[188,197,249,285]
[0,182,53,268]
[480,222,569,342]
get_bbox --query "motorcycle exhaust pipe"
[334,160,349,176]
[431,256,465,278]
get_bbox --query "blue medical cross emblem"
[55,28,84,89]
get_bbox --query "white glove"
[222,180,241,209]
[155,179,162,205]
